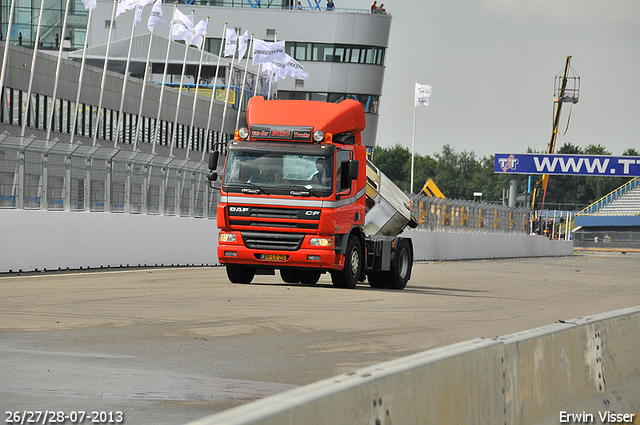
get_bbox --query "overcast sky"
[345,0,640,159]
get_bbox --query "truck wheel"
[388,239,412,290]
[298,270,321,285]
[280,269,299,283]
[331,235,362,289]
[227,265,255,284]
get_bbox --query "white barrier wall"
[186,307,640,425]
[0,209,219,272]
[405,229,574,261]
[1,210,572,273]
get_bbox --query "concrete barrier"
[1,209,572,273]
[186,307,640,425]
[0,209,219,272]
[405,229,574,261]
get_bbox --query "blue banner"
[494,154,640,177]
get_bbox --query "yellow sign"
[421,179,445,198]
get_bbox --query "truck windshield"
[223,150,333,193]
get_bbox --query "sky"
[346,0,640,159]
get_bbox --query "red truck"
[208,98,418,289]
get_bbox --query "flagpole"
[0,0,16,110]
[46,0,72,140]
[220,29,237,145]
[267,34,277,100]
[235,34,253,131]
[114,14,139,148]
[169,9,195,158]
[93,0,120,146]
[411,80,416,194]
[202,22,227,161]
[152,3,177,151]
[133,29,154,152]
[186,16,209,160]
[70,7,94,143]
[20,0,46,137]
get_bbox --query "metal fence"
[573,230,640,249]
[0,134,218,217]
[2,133,535,236]
[410,194,532,235]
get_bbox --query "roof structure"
[68,33,231,76]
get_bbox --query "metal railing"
[410,194,531,235]
[0,134,218,217]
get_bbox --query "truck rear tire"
[388,239,412,290]
[367,239,412,290]
[331,235,362,289]
[227,265,255,284]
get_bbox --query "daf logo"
[305,210,320,216]
[230,206,250,213]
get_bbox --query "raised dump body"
[364,159,418,237]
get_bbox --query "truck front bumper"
[217,232,342,270]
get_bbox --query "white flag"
[252,39,286,66]
[116,0,137,18]
[134,0,154,24]
[224,28,237,57]
[171,8,194,44]
[415,83,432,107]
[81,0,97,10]
[191,19,208,48]
[147,0,166,32]
[264,58,287,80]
[237,30,249,63]
[285,54,309,80]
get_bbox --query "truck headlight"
[309,237,333,247]
[219,233,237,243]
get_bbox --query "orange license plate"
[261,254,288,261]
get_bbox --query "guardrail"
[410,194,532,235]
[186,306,640,425]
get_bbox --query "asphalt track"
[1,251,639,425]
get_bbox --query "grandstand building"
[574,177,640,249]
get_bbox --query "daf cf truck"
[208,98,418,289]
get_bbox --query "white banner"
[415,82,432,107]
[171,8,194,44]
[116,0,137,18]
[81,0,97,10]
[147,0,166,31]
[224,28,237,57]
[252,39,286,66]
[237,30,249,63]
[192,19,207,48]
[134,0,154,24]
[264,58,287,80]
[285,54,309,80]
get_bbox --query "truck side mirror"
[208,151,220,171]
[346,160,359,180]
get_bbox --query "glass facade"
[1,0,89,50]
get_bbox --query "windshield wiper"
[235,181,269,195]
[287,184,321,197]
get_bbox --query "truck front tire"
[331,235,362,289]
[227,265,255,284]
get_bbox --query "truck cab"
[210,98,416,290]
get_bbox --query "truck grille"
[228,205,321,230]
[242,231,305,251]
